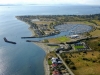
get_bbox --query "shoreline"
[33,42,54,75]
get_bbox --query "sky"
[0,0,100,5]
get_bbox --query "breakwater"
[4,37,16,44]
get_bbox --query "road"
[57,54,75,75]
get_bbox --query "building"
[70,34,79,39]
[51,57,62,64]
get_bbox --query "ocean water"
[0,5,100,75]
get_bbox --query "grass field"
[74,45,84,49]
[48,36,70,43]
[85,37,100,51]
[48,59,52,65]
[90,29,100,36]
[92,20,100,26]
[66,51,100,75]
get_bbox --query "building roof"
[58,61,62,64]
[70,34,79,38]
[52,63,58,67]
[52,70,60,75]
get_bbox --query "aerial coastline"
[16,14,100,38]
[16,14,100,75]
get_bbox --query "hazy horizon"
[0,0,100,6]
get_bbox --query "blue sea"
[0,5,100,75]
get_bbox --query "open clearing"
[66,51,100,75]
[48,36,70,43]
[90,29,100,36]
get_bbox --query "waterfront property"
[47,52,70,75]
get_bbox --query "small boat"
[4,37,16,44]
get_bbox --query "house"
[51,57,58,64]
[52,63,58,68]
[52,70,60,75]
[56,58,62,63]
[51,57,62,64]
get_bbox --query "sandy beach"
[33,42,55,75]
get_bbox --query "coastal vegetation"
[60,51,100,75]
[85,37,100,51]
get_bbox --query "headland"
[16,14,100,75]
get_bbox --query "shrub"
[43,39,49,43]
[65,59,71,64]
[98,42,100,46]
[92,58,97,63]
[60,53,67,58]
[82,58,88,60]
[70,65,77,70]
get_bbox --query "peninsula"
[16,14,100,37]
[16,14,100,75]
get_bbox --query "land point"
[16,14,100,75]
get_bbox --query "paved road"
[57,54,75,75]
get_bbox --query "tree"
[70,65,77,70]
[60,53,67,58]
[98,42,100,46]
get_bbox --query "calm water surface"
[0,5,100,75]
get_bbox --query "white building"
[70,34,79,38]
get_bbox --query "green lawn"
[48,36,70,43]
[75,45,84,49]
[48,59,52,65]
[55,36,70,42]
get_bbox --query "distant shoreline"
[16,14,100,38]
